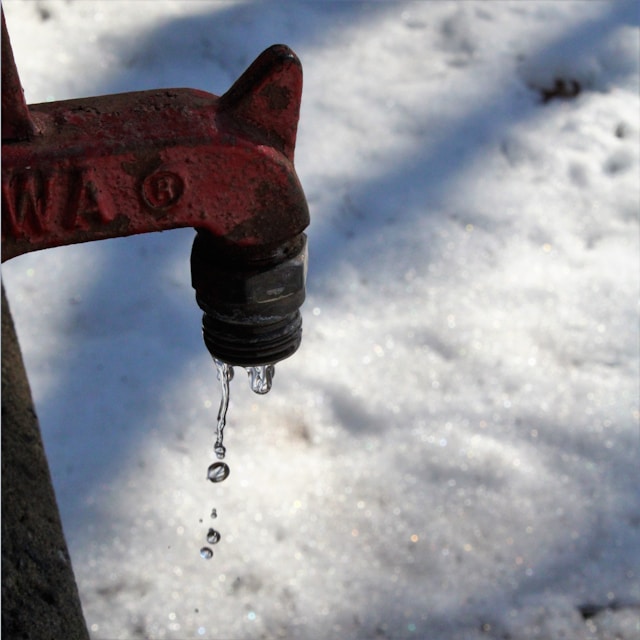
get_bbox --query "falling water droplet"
[213,358,233,459]
[247,364,275,395]
[206,528,221,545]
[207,462,230,483]
[210,508,218,519]
[200,547,213,560]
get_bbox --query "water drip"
[213,358,233,459]
[247,364,275,394]
[202,357,277,557]
[211,357,275,458]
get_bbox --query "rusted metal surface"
[1,9,36,142]
[2,42,308,262]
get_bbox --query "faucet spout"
[191,230,307,366]
[190,44,309,366]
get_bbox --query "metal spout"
[191,230,307,366]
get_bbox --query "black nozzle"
[191,230,307,366]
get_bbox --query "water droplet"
[200,547,213,560]
[246,364,275,395]
[210,508,218,519]
[214,443,226,459]
[207,462,230,483]
[206,528,221,545]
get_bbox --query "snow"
[2,1,639,639]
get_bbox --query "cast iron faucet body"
[2,8,309,365]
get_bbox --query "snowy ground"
[2,1,639,639]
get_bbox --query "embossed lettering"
[67,168,116,229]
[1,170,51,239]
[2,167,118,240]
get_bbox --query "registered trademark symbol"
[142,170,184,210]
